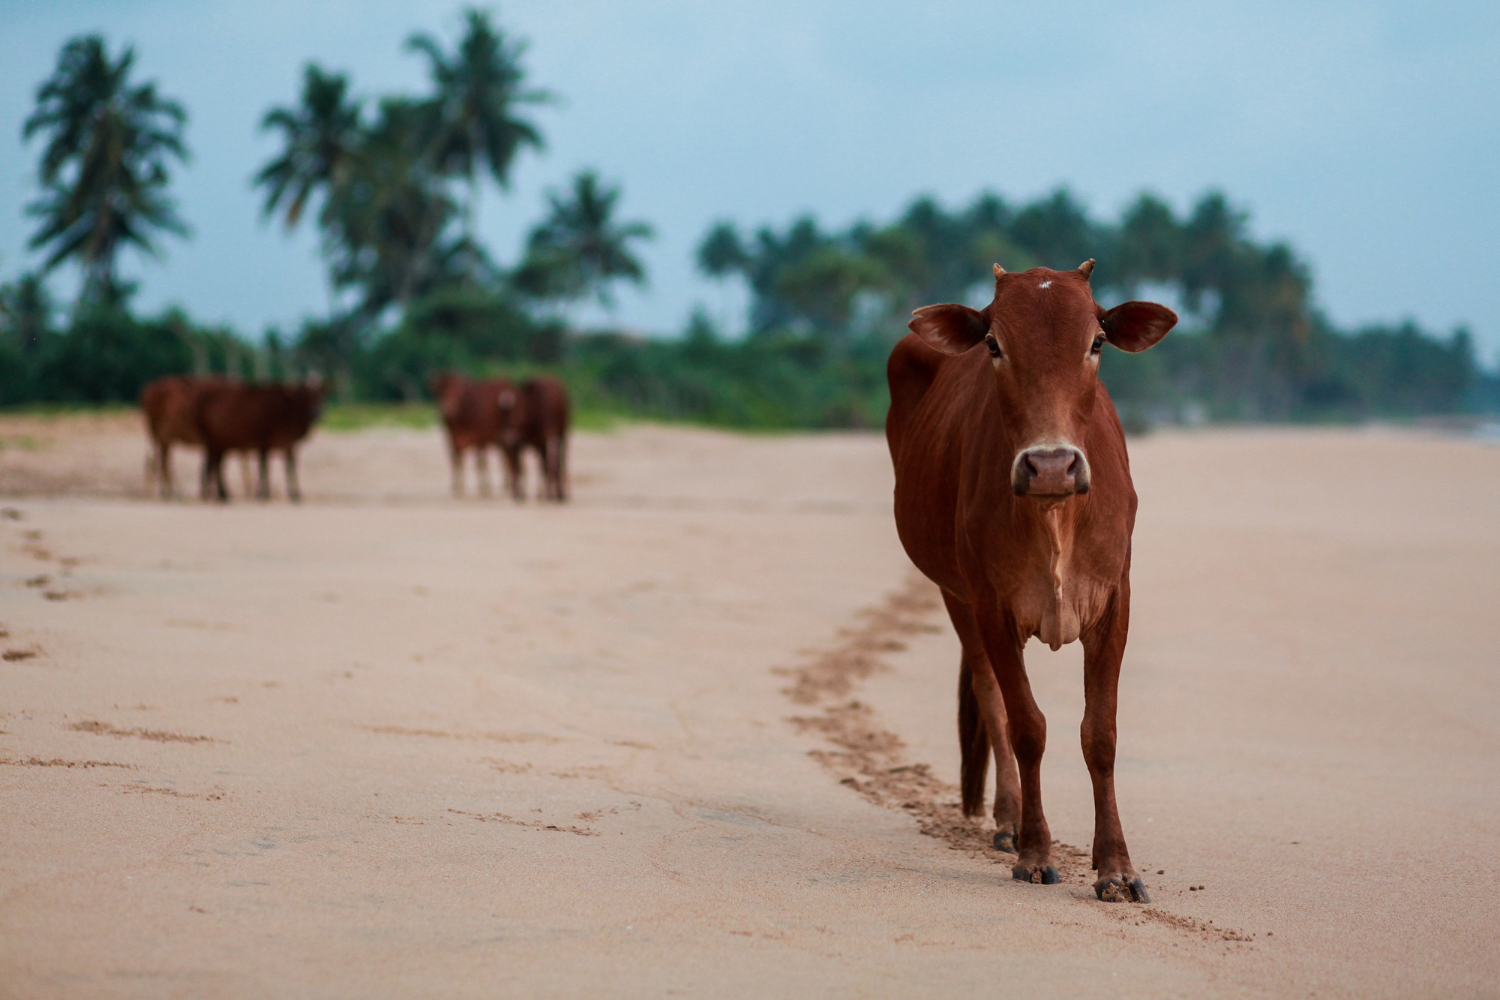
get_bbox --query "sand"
[1,415,1497,999]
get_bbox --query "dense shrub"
[0,298,243,406]
[355,286,564,400]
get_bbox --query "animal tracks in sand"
[68,720,218,744]
[447,808,600,836]
[8,523,87,600]
[782,573,1254,946]
[122,784,226,800]
[0,756,135,769]
[359,724,566,744]
[781,574,1090,874]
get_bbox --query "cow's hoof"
[992,831,1017,853]
[1095,876,1150,903]
[1012,864,1060,885]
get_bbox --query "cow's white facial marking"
[1038,280,1053,289]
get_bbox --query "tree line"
[694,189,1490,423]
[1,11,1494,426]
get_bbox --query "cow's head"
[430,371,465,421]
[301,373,328,421]
[909,261,1176,502]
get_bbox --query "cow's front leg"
[1081,582,1148,903]
[977,615,1056,884]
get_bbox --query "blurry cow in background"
[141,374,224,499]
[194,379,326,502]
[499,376,570,502]
[431,373,516,497]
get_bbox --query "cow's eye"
[1091,333,1106,355]
[985,334,1002,359]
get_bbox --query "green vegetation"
[2,11,1495,428]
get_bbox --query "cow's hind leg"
[502,445,522,501]
[207,449,230,503]
[153,441,175,500]
[475,446,491,496]
[1081,582,1149,903]
[284,448,301,503]
[256,450,271,501]
[541,436,560,501]
[975,608,1057,884]
[942,591,1021,852]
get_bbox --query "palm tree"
[22,35,189,303]
[405,7,551,244]
[514,170,652,310]
[325,98,465,319]
[254,63,363,230]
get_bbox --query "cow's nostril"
[1016,447,1086,497]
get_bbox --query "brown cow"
[886,260,1175,903]
[141,375,222,499]
[499,376,570,502]
[194,379,325,502]
[431,373,515,497]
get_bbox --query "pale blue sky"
[2,1,1498,359]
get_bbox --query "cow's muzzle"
[1012,445,1090,497]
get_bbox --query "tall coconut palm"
[22,35,189,303]
[325,98,465,319]
[405,7,551,243]
[514,170,652,310]
[254,63,363,230]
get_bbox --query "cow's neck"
[1007,491,1088,650]
[1041,505,1068,608]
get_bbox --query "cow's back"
[438,377,511,448]
[196,384,306,452]
[142,376,213,446]
[886,334,986,595]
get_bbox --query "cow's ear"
[909,304,988,355]
[1100,301,1177,353]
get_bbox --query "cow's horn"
[1078,259,1096,279]
[993,263,1006,278]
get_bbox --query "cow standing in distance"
[194,379,326,502]
[432,373,515,497]
[886,260,1176,903]
[498,376,570,502]
[141,375,224,499]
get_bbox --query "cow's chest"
[979,521,1121,651]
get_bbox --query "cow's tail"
[958,659,990,818]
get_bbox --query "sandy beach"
[1,415,1497,999]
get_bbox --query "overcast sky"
[2,1,1498,360]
